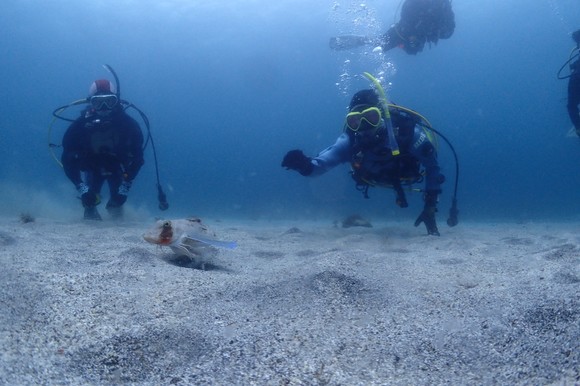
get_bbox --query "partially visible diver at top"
[559,29,580,136]
[329,0,455,55]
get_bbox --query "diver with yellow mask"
[282,84,459,236]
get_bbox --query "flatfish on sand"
[143,217,236,259]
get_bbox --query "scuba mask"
[346,107,386,148]
[346,107,382,131]
[89,94,119,111]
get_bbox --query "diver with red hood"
[52,65,168,220]
[60,78,144,220]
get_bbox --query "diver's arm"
[61,122,84,187]
[567,71,580,132]
[282,134,351,176]
[381,26,404,52]
[121,115,145,181]
[310,133,352,176]
[62,154,83,187]
[409,127,442,193]
[410,125,443,236]
[125,134,145,181]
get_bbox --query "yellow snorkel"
[363,72,400,156]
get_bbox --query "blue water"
[1,0,580,224]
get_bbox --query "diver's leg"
[105,172,124,219]
[83,170,104,220]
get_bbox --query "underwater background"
[1,0,580,224]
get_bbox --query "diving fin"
[329,35,372,50]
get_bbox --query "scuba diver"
[281,74,459,236]
[330,0,455,55]
[51,65,168,220]
[558,29,580,136]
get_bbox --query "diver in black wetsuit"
[330,0,455,55]
[61,79,144,220]
[566,30,580,135]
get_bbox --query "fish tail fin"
[184,236,237,249]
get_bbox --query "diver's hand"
[281,150,314,176]
[414,191,440,236]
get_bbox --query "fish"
[340,214,373,228]
[143,217,237,259]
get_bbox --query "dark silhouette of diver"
[558,30,580,136]
[51,65,169,220]
[330,0,455,55]
[61,79,145,220]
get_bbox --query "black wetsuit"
[382,0,455,55]
[567,58,580,132]
[61,108,144,200]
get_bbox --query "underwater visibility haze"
[1,0,580,222]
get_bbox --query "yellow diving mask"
[346,107,382,131]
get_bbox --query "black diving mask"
[89,94,118,111]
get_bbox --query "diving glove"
[282,149,314,176]
[414,192,440,236]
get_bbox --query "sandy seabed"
[0,215,578,385]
